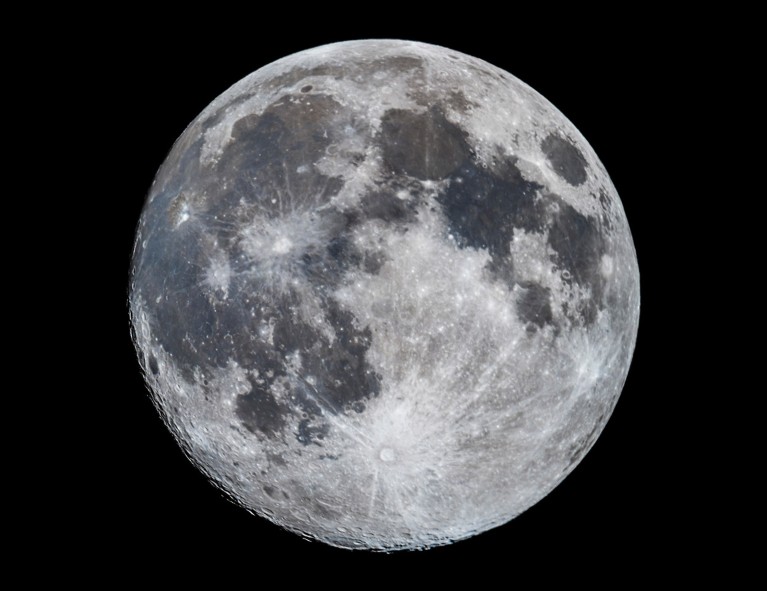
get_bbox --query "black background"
[91,13,715,580]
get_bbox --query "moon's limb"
[129,39,639,551]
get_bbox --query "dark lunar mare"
[132,88,393,443]
[133,64,609,447]
[235,294,381,442]
[375,106,607,329]
[540,133,588,186]
[546,195,607,325]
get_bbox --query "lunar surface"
[129,40,640,551]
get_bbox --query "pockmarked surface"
[130,40,640,551]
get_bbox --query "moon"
[129,39,640,551]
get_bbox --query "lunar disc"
[129,39,640,551]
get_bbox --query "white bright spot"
[601,254,614,277]
[175,203,191,227]
[272,236,293,254]
[203,254,232,296]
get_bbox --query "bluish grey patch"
[153,136,207,210]
[130,136,205,290]
[212,93,346,216]
[132,236,221,381]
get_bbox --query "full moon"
[129,40,639,551]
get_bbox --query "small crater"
[379,448,396,462]
[300,85,313,93]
